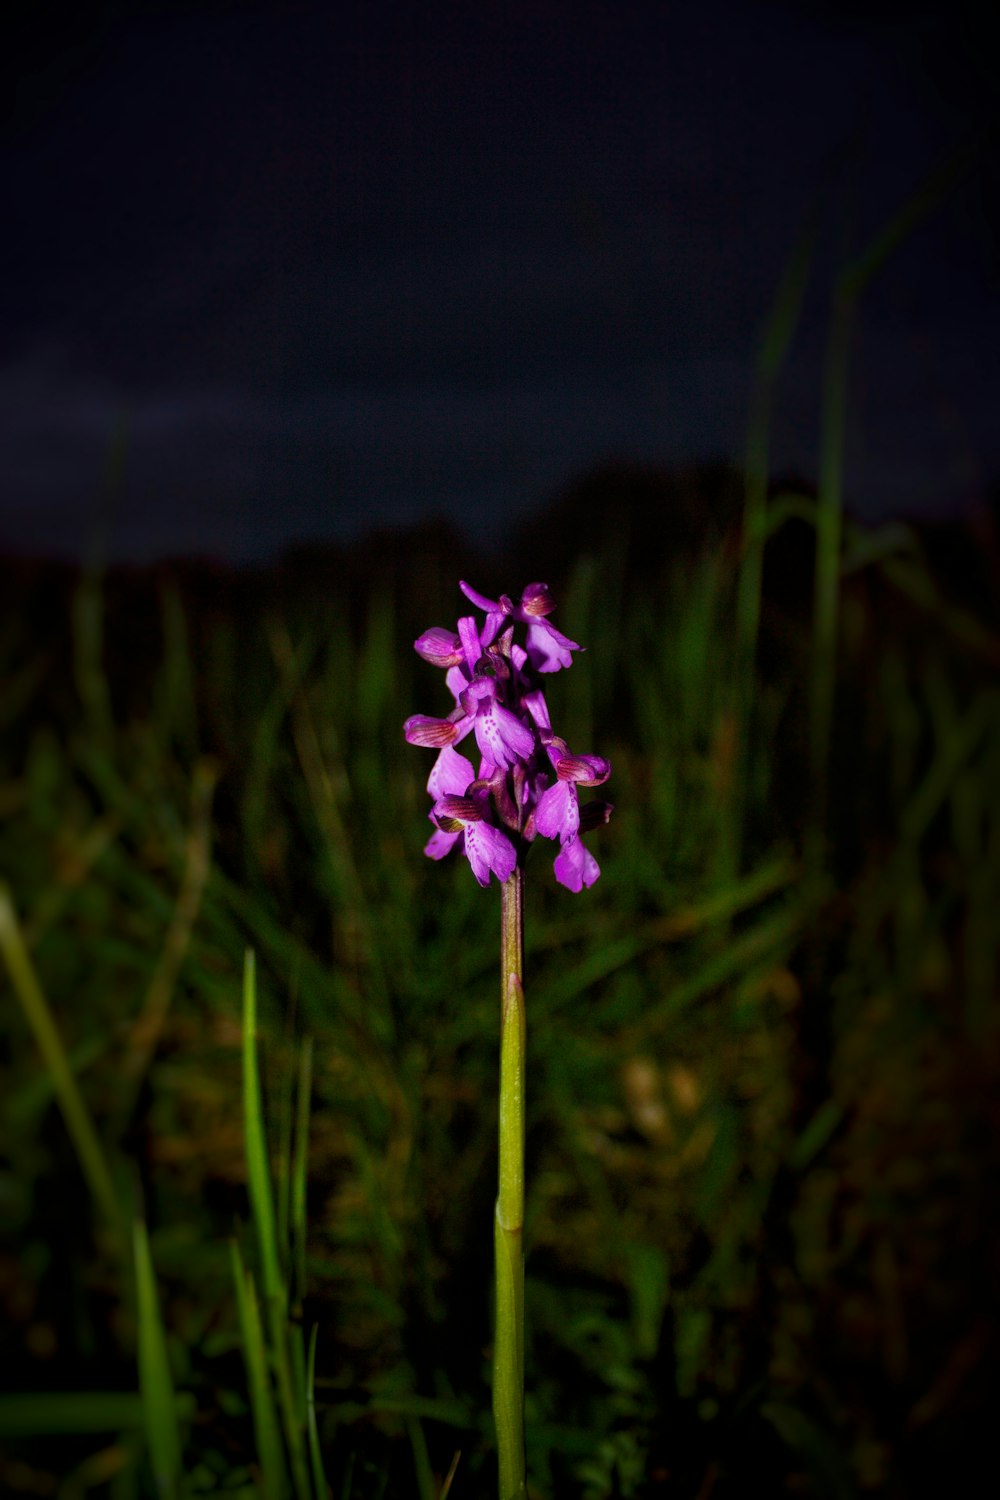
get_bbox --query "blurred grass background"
[2,203,1000,1496]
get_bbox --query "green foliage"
[4,504,996,1495]
[1,171,998,1493]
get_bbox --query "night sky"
[5,0,998,564]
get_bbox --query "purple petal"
[579,798,614,832]
[480,611,507,647]
[556,754,612,786]
[525,619,580,673]
[427,745,475,800]
[474,701,535,771]
[522,689,552,731]
[464,821,516,886]
[404,714,459,747]
[414,627,463,667]
[553,834,601,892]
[459,580,498,612]
[445,664,469,702]
[458,581,508,646]
[460,675,494,715]
[424,826,461,860]
[535,779,579,842]
[457,615,482,673]
[519,582,555,617]
[434,794,482,823]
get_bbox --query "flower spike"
[405,581,611,890]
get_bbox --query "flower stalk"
[404,581,612,1496]
[494,869,526,1500]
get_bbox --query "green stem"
[494,867,526,1500]
[0,884,125,1241]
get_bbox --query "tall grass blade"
[122,757,217,1106]
[242,951,313,1500]
[242,949,284,1308]
[306,1324,331,1500]
[727,209,818,882]
[407,1416,436,1500]
[231,1239,288,1500]
[292,1037,313,1312]
[810,145,975,872]
[0,884,125,1239]
[338,1452,356,1500]
[134,1217,183,1497]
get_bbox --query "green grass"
[1,183,998,1495]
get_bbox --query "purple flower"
[553,834,602,893]
[405,581,610,890]
[459,580,581,674]
[413,627,465,668]
[534,743,611,887]
[460,676,536,771]
[423,745,516,886]
[535,746,611,839]
[403,713,464,748]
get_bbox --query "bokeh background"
[3,2,999,1496]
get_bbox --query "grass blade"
[0,1393,153,1437]
[292,1037,313,1312]
[810,146,975,873]
[242,951,313,1499]
[134,1217,183,1497]
[726,207,818,885]
[123,758,217,1097]
[407,1415,436,1500]
[306,1324,331,1500]
[0,884,125,1240]
[231,1239,287,1500]
[243,949,284,1309]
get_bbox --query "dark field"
[1,458,998,1498]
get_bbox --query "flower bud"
[556,754,612,786]
[435,794,483,823]
[414,627,464,667]
[404,715,459,747]
[579,799,614,832]
[520,582,555,617]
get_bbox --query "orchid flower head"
[406,581,611,889]
[459,579,581,674]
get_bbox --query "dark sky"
[4,0,998,563]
